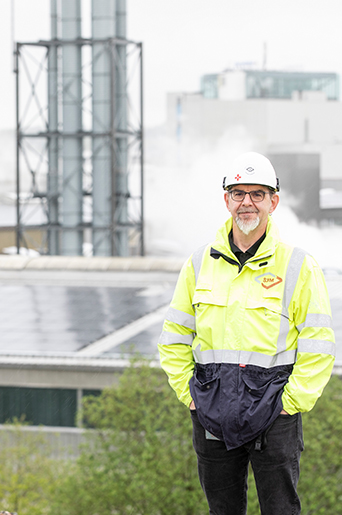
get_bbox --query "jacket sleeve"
[158,256,196,407]
[282,255,335,415]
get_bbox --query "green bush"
[51,360,207,515]
[50,365,342,515]
[247,375,342,515]
[298,375,342,514]
[0,421,61,515]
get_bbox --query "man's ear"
[224,192,231,213]
[269,193,279,214]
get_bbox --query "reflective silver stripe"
[277,315,290,354]
[283,247,307,309]
[297,339,335,356]
[277,247,307,353]
[192,245,207,285]
[159,331,194,346]
[165,306,196,331]
[193,347,297,368]
[297,314,332,333]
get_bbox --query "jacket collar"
[211,216,280,264]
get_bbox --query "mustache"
[237,209,259,214]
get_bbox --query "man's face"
[224,184,279,236]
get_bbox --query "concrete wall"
[168,93,342,149]
[321,145,342,181]
[0,424,91,459]
[0,366,122,390]
[269,153,320,222]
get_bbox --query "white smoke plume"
[144,127,342,272]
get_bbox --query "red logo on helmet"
[235,174,241,181]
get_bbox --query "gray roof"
[0,255,180,372]
[0,255,341,375]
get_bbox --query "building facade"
[167,69,342,223]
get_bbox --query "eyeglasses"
[229,189,271,202]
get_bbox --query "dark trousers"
[191,410,304,515]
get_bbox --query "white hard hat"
[223,152,279,191]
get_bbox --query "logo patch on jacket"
[255,273,283,289]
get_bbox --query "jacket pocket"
[189,364,222,439]
[192,288,227,308]
[238,369,291,438]
[241,374,276,398]
[244,297,292,352]
[245,301,289,320]
[241,368,291,398]
[192,289,228,346]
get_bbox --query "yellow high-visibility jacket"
[158,216,335,449]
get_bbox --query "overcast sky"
[1,0,342,130]
[1,1,342,262]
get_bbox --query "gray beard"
[235,215,260,235]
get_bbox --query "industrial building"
[167,68,342,223]
[0,254,180,432]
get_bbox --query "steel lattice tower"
[15,0,144,256]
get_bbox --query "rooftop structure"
[201,69,339,101]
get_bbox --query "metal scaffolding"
[15,15,144,256]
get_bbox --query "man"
[158,152,335,515]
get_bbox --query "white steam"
[273,206,341,270]
[144,127,255,256]
[144,128,342,271]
